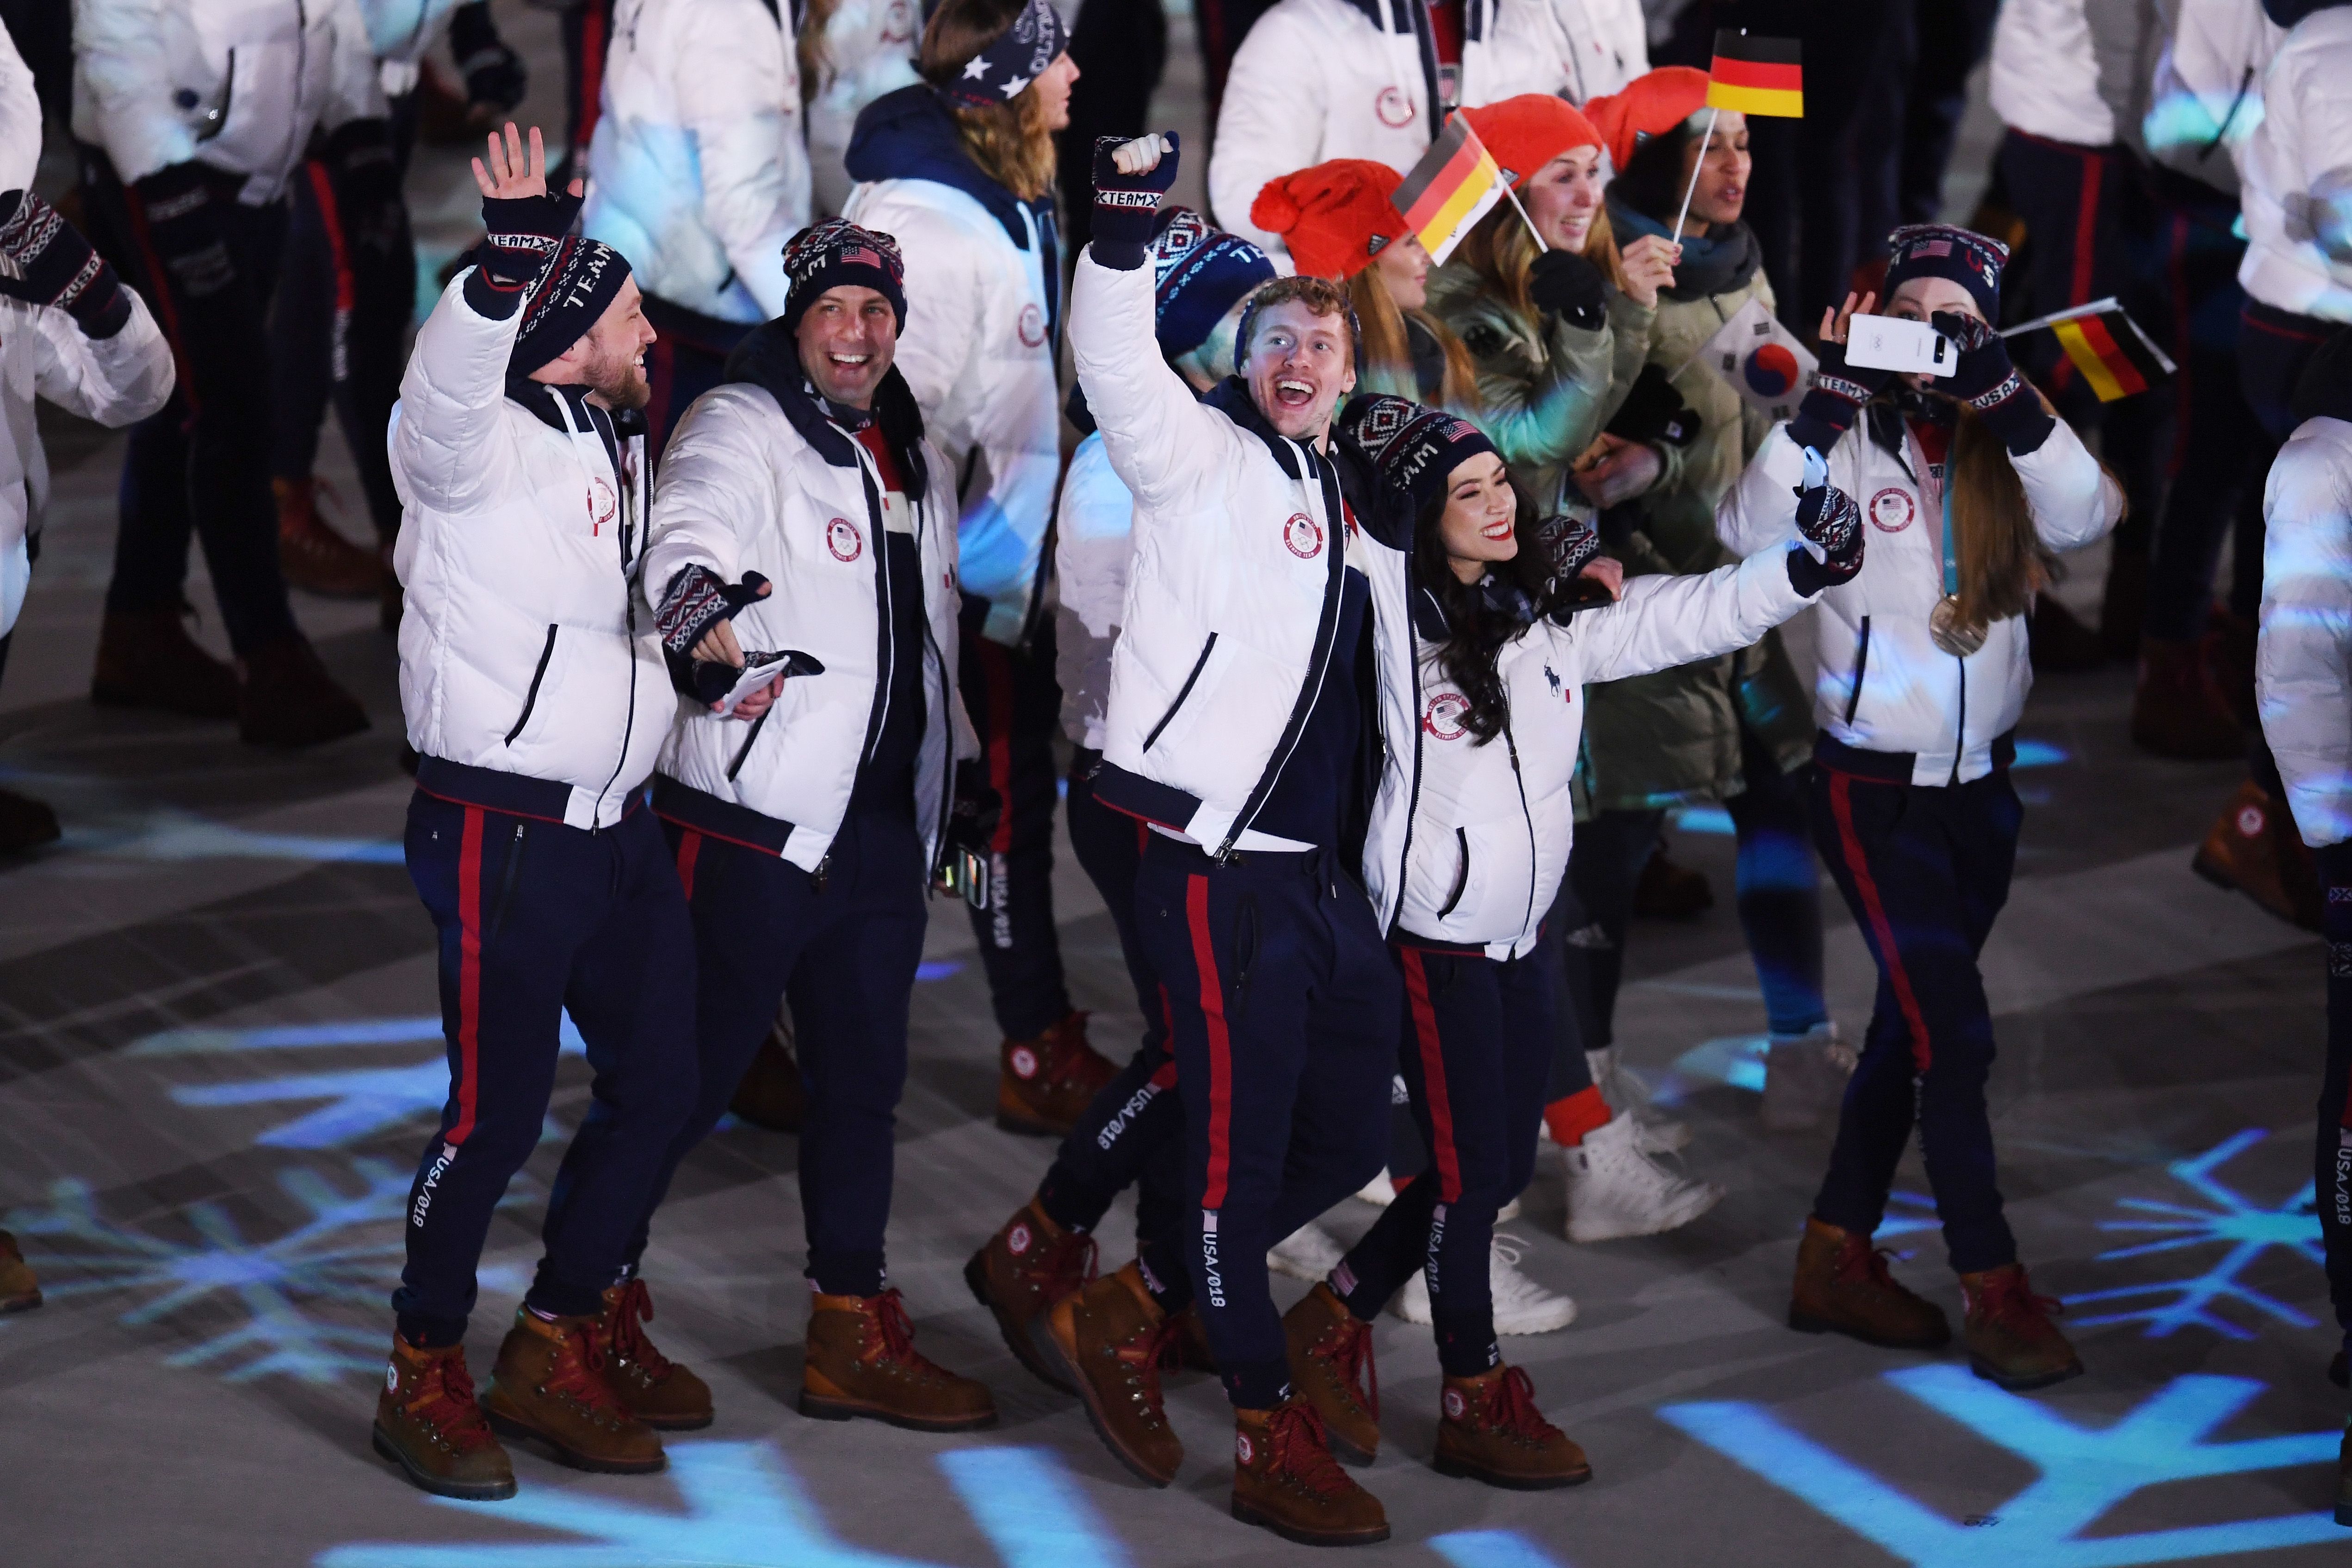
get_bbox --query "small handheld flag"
[1689,295,1818,423]
[2050,305,2173,403]
[1392,114,1510,266]
[1707,31,1804,118]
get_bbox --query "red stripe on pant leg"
[982,640,1016,855]
[674,828,702,900]
[2050,147,2106,395]
[120,190,201,420]
[1826,772,1936,1074]
[1401,948,1463,1203]
[305,159,357,313]
[1156,981,1176,1061]
[449,806,487,1146]
[1187,874,1235,1209]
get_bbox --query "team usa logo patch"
[826,517,863,562]
[1375,86,1415,127]
[1017,303,1048,347]
[1868,487,1915,533]
[1284,512,1323,558]
[1235,1431,1255,1465]
[1442,1387,1467,1419]
[1009,1044,1039,1080]
[1423,692,1470,741]
[1007,1222,1033,1256]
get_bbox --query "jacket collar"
[721,319,932,495]
[506,376,639,474]
[1339,0,1482,40]
[1203,378,1401,552]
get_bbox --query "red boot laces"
[1480,1366,1566,1445]
[543,1319,632,1422]
[1968,1266,2065,1333]
[1041,1013,1097,1086]
[404,1351,495,1452]
[1109,1311,1182,1426]
[1024,1222,1099,1302]
[1315,1308,1380,1420]
[1263,1402,1355,1499]
[606,1278,675,1379]
[1832,1233,1908,1293]
[861,1289,958,1382]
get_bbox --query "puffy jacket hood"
[845,85,1045,254]
[721,317,932,495]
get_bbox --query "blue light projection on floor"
[1430,1532,1569,1568]
[141,1014,586,1149]
[2062,1128,2325,1339]
[62,813,404,864]
[1661,1365,2344,1565]
[317,1443,1136,1568]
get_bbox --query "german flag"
[1708,31,1803,118]
[2051,305,2173,402]
[1391,113,1506,266]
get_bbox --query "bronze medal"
[1928,594,1986,657]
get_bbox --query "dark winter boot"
[237,636,370,747]
[481,1306,666,1473]
[2192,780,2323,931]
[1789,1215,1952,1349]
[1230,1399,1390,1547]
[1281,1281,1380,1464]
[1633,844,1713,919]
[373,1337,516,1500]
[1958,1264,2082,1391]
[276,477,384,599]
[2130,636,2243,760]
[800,1288,997,1432]
[1044,1261,1183,1485]
[1433,1364,1591,1490]
[727,1009,807,1133]
[593,1279,712,1430]
[995,1011,1119,1136]
[90,608,239,718]
[0,1230,40,1312]
[964,1197,1096,1391]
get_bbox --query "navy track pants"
[959,597,1071,1042]
[2314,843,2352,1362]
[394,795,699,1339]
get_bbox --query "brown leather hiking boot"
[91,608,239,718]
[2131,637,2242,760]
[2194,780,2323,931]
[1171,1302,1218,1373]
[373,1338,516,1500]
[1044,1261,1184,1486]
[965,1197,1096,1392]
[1231,1400,1390,1546]
[1434,1364,1591,1490]
[1789,1215,1952,1349]
[0,1230,41,1312]
[481,1307,666,1473]
[238,636,371,747]
[996,1011,1118,1136]
[801,1288,996,1432]
[728,1009,807,1133]
[276,477,384,599]
[1959,1264,2083,1391]
[594,1278,712,1431]
[1282,1281,1380,1464]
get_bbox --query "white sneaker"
[1267,1221,1346,1282]
[1759,1021,1857,1133]
[1563,1112,1725,1242]
[1586,1047,1690,1154]
[1388,1232,1578,1333]
[1354,1167,1396,1207]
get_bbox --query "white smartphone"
[1843,314,1956,377]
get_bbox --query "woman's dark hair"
[1411,480,1559,745]
[1608,122,1695,227]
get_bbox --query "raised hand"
[1091,132,1182,265]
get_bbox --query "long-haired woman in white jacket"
[841,0,1122,1134]
[1289,391,1856,1488]
[1718,223,2121,1394]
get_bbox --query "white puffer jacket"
[2238,6,2352,322]
[354,0,462,94]
[805,0,921,217]
[2141,0,2282,196]
[1054,430,1129,752]
[72,0,384,199]
[1401,550,1807,954]
[643,337,976,873]
[582,0,809,324]
[390,274,673,830]
[1989,0,2161,149]
[1718,413,2121,786]
[1208,0,1646,258]
[2257,415,2352,847]
[1072,250,1418,909]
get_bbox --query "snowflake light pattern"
[2062,1128,2325,1339]
[1662,1366,2343,1565]
[319,1442,1132,1568]
[4,1158,506,1384]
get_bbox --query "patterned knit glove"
[0,191,129,337]
[1786,335,1893,456]
[655,564,771,658]
[1787,464,1863,594]
[1934,310,2055,454]
[1091,133,1181,269]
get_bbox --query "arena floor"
[4,8,2346,1565]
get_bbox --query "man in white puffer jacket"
[374,126,700,1500]
[583,0,811,459]
[629,217,996,1435]
[1207,0,1646,259]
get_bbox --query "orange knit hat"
[1459,95,1603,189]
[1250,160,1409,281]
[1583,66,1711,174]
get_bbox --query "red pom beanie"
[1250,160,1409,281]
[1583,67,1711,174]
[1459,95,1602,189]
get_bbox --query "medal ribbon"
[1940,475,1957,597]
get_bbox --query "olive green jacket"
[1425,261,1622,511]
